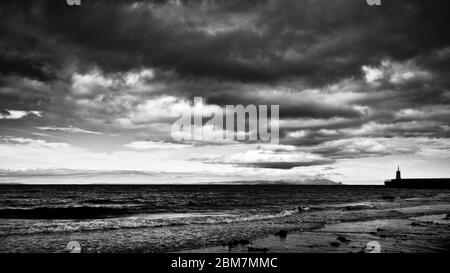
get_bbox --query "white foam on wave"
[0,209,300,235]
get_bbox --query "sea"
[0,185,449,252]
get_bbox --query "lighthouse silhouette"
[385,166,450,188]
[396,166,401,180]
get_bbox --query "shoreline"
[181,205,450,253]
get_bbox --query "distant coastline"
[0,170,344,185]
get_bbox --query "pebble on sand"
[225,239,251,248]
[297,206,311,212]
[337,236,351,243]
[274,230,288,238]
[247,247,269,252]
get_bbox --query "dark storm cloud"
[0,0,449,163]
[1,0,449,83]
[1,0,444,124]
[0,58,53,82]
[309,140,416,159]
[205,90,363,119]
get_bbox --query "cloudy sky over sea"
[0,0,449,184]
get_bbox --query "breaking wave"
[0,209,299,235]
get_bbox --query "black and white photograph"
[0,0,449,260]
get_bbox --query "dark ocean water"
[0,185,448,252]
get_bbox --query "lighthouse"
[385,167,450,188]
[396,166,401,180]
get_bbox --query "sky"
[0,0,449,184]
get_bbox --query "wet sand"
[183,205,450,253]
